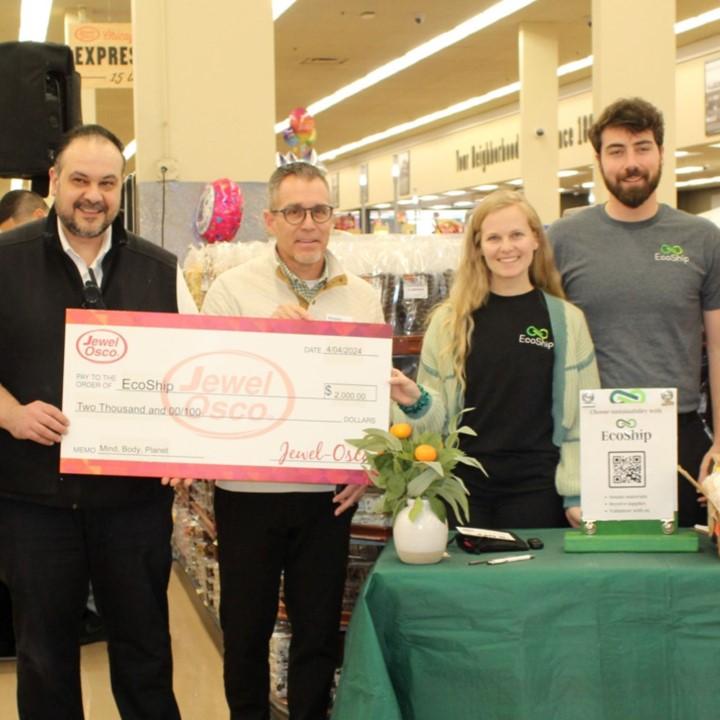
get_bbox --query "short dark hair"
[0,189,47,224]
[54,123,126,173]
[268,162,328,208]
[589,97,664,153]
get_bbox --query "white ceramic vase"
[393,498,448,564]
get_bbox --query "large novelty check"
[60,309,392,484]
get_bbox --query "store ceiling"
[1,0,720,205]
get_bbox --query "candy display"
[182,234,463,331]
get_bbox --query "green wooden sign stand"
[564,518,698,552]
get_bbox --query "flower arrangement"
[346,412,484,524]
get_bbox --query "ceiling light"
[557,170,579,178]
[676,175,720,188]
[506,178,523,186]
[675,150,690,157]
[318,8,720,161]
[275,0,536,132]
[581,181,594,189]
[454,201,474,207]
[123,139,137,161]
[473,184,499,191]
[19,0,52,41]
[398,198,416,205]
[272,0,296,21]
[320,81,520,161]
[557,56,593,77]
[675,8,720,34]
[710,143,720,149]
[675,165,705,175]
[419,194,440,201]
[372,203,392,208]
[443,190,467,196]
[429,204,452,210]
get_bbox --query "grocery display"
[181,233,463,335]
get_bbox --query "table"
[332,529,720,720]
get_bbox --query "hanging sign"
[68,23,133,89]
[580,388,678,521]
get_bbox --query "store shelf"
[392,333,423,356]
[190,499,217,540]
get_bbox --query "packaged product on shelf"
[182,234,462,333]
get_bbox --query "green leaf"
[408,497,423,522]
[428,496,447,522]
[407,467,439,497]
[455,455,487,475]
[417,460,444,476]
[363,428,402,451]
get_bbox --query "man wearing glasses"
[203,161,384,720]
[0,124,194,719]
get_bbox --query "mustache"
[622,167,648,180]
[75,200,107,212]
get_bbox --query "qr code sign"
[608,451,646,488]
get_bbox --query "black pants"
[0,579,13,655]
[462,485,566,530]
[215,489,353,720]
[0,495,180,720]
[677,412,712,527]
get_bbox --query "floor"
[0,568,227,720]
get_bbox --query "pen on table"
[468,554,534,566]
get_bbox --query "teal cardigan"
[393,292,600,508]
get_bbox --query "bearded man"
[549,97,720,527]
[0,124,195,720]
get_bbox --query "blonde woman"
[391,190,600,529]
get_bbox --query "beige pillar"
[519,23,559,224]
[131,0,275,183]
[591,0,676,206]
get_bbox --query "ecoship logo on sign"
[609,389,646,404]
[615,418,638,429]
[518,325,554,349]
[654,244,689,264]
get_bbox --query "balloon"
[283,107,316,160]
[195,178,244,243]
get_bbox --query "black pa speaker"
[0,41,82,195]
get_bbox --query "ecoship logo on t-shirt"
[518,325,554,349]
[654,244,689,264]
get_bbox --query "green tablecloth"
[332,529,720,720]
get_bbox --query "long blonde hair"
[434,189,565,389]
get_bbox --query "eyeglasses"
[270,204,334,225]
[82,268,106,309]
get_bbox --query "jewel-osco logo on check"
[518,325,554,349]
[654,244,689,264]
[609,389,646,404]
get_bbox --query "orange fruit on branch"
[414,444,438,462]
[390,423,412,439]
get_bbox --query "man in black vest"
[0,125,190,720]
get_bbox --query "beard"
[58,200,115,239]
[602,163,662,209]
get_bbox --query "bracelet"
[398,385,430,416]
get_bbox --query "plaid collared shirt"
[276,253,329,304]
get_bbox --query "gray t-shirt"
[548,204,720,412]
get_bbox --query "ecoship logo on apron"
[654,244,689,264]
[518,325,554,349]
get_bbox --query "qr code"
[608,451,646,488]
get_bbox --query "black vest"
[0,209,179,507]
